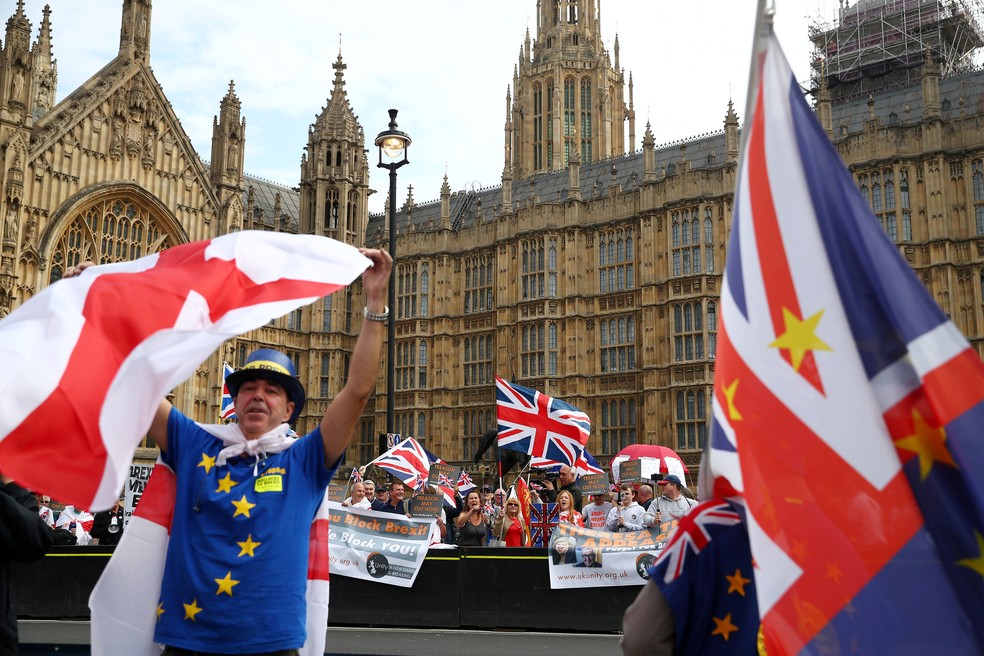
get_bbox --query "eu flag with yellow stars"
[648,499,758,655]
[702,4,984,653]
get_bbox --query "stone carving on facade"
[33,150,50,180]
[142,133,156,170]
[3,206,17,243]
[20,215,37,251]
[10,69,24,105]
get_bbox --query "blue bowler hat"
[225,349,306,423]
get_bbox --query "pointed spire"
[332,51,348,100]
[29,4,56,113]
[34,3,52,56]
[221,80,241,113]
[440,174,451,229]
[725,99,740,164]
[5,0,31,60]
[211,79,245,192]
[643,120,656,183]
[119,0,151,61]
[725,98,738,125]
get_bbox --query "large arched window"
[50,195,173,282]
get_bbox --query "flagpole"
[739,0,774,156]
[699,0,773,500]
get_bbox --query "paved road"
[20,620,624,656]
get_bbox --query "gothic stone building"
[3,0,984,481]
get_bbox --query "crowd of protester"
[31,464,694,550]
[344,463,696,548]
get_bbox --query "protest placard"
[123,461,154,529]
[408,493,442,518]
[618,459,642,483]
[578,473,610,495]
[326,502,434,587]
[327,484,347,503]
[427,462,460,489]
[546,520,677,589]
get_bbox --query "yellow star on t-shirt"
[156,602,165,619]
[197,453,216,473]
[216,472,237,494]
[893,408,955,480]
[726,567,751,596]
[237,534,262,557]
[183,598,203,621]
[231,494,256,518]
[957,530,984,579]
[768,307,831,372]
[723,379,742,421]
[214,571,240,596]
[711,612,739,641]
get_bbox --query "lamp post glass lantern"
[375,109,410,435]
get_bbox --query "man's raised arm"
[320,248,392,467]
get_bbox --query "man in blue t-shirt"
[377,480,407,514]
[146,248,392,656]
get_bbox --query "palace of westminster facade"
[3,0,984,480]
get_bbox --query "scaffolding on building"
[809,0,984,101]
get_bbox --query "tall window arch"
[580,77,592,163]
[50,194,174,282]
[563,77,576,165]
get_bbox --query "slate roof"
[242,173,300,232]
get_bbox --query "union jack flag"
[370,440,458,506]
[495,376,590,468]
[530,448,604,477]
[348,467,362,484]
[456,470,476,496]
[529,502,559,547]
[368,437,431,490]
[703,16,984,654]
[219,362,236,420]
[423,450,459,507]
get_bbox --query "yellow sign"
[254,475,283,493]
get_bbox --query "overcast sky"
[22,1,842,214]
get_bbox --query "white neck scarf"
[198,422,297,475]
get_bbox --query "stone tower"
[209,81,246,234]
[299,50,370,245]
[506,0,634,179]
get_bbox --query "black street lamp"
[375,109,411,435]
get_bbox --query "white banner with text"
[547,520,678,589]
[326,501,434,588]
